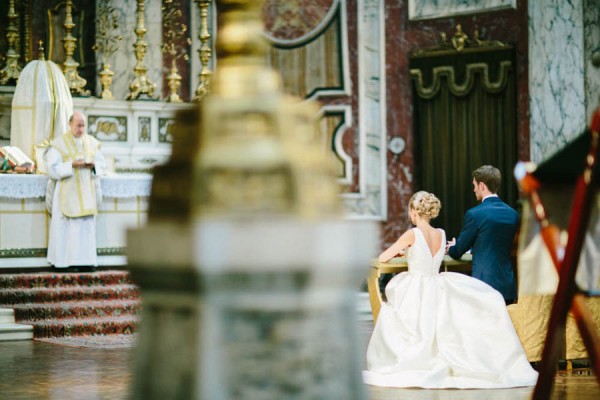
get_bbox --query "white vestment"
[10,60,73,166]
[46,133,105,268]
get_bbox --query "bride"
[363,191,538,389]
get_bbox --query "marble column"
[529,0,600,162]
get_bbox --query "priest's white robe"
[46,133,105,268]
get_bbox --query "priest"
[46,111,106,270]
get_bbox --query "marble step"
[0,307,13,323]
[31,315,138,338]
[11,299,141,322]
[0,308,33,341]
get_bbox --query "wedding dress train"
[363,228,538,388]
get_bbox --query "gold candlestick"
[166,60,182,102]
[62,0,89,95]
[93,1,122,100]
[127,0,157,100]
[24,0,31,63]
[99,64,115,100]
[162,0,190,103]
[37,40,45,61]
[0,0,22,84]
[193,0,213,100]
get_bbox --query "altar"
[0,173,151,268]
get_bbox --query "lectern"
[515,112,600,399]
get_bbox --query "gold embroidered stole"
[51,133,100,217]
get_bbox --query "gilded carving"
[138,117,151,143]
[0,0,22,84]
[410,61,513,99]
[127,0,157,100]
[62,0,89,96]
[193,0,213,100]
[88,116,128,142]
[93,1,122,100]
[414,24,509,56]
[158,118,176,143]
[162,0,191,103]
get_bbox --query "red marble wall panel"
[162,0,191,102]
[263,0,360,193]
[263,0,335,39]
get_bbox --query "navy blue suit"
[448,196,518,301]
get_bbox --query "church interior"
[0,0,599,399]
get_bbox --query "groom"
[446,165,518,305]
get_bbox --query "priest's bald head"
[69,112,86,138]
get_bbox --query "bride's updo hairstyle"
[409,191,441,220]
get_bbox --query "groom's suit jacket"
[448,196,518,301]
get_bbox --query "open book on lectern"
[0,145,35,173]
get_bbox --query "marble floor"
[0,333,598,400]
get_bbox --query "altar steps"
[10,299,140,321]
[29,315,137,338]
[0,284,140,304]
[0,270,140,339]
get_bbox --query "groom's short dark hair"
[473,165,501,193]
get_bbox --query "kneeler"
[515,111,600,400]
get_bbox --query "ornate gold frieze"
[0,247,125,258]
[413,24,509,57]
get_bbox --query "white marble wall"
[96,0,164,100]
[529,0,586,163]
[341,0,386,220]
[529,0,600,163]
[584,0,600,118]
[409,0,516,20]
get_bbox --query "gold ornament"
[0,0,22,84]
[62,0,89,96]
[93,1,122,100]
[127,0,157,100]
[162,0,191,103]
[193,0,213,100]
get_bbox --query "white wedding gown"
[363,228,538,389]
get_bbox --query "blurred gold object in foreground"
[193,0,339,219]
